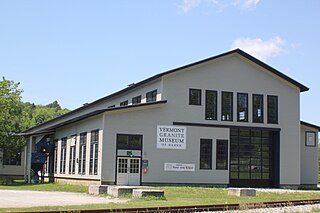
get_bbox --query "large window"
[54,140,58,174]
[253,94,264,123]
[132,95,141,104]
[117,134,142,150]
[146,90,157,102]
[68,135,76,174]
[221,91,233,121]
[120,100,128,106]
[78,132,87,175]
[216,140,228,170]
[60,137,67,174]
[205,90,217,120]
[200,139,212,169]
[89,130,99,175]
[267,95,278,124]
[237,93,248,122]
[2,150,21,166]
[189,89,201,105]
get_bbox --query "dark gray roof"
[24,49,309,134]
[301,121,320,131]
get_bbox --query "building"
[22,49,319,188]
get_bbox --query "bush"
[0,177,14,185]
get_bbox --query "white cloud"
[178,0,260,13]
[178,0,202,13]
[231,37,285,61]
[234,0,260,9]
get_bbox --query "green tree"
[0,77,27,157]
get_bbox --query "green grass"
[1,185,320,212]
[0,180,87,193]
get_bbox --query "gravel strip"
[210,204,320,212]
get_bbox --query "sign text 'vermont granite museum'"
[1,49,319,188]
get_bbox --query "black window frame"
[200,139,212,169]
[267,95,278,124]
[89,129,99,175]
[68,135,77,175]
[120,100,128,106]
[216,139,228,170]
[132,95,142,104]
[252,94,264,123]
[116,134,143,150]
[237,93,248,122]
[146,90,157,102]
[108,105,115,108]
[2,149,22,166]
[78,132,87,175]
[54,139,58,174]
[189,88,202,106]
[60,137,67,174]
[221,91,233,121]
[205,90,217,120]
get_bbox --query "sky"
[0,0,319,125]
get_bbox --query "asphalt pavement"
[0,189,128,208]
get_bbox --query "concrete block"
[228,188,256,196]
[132,189,164,198]
[107,186,136,197]
[89,185,108,195]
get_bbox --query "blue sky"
[1,1,319,125]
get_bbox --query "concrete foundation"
[132,189,164,198]
[228,188,256,196]
[89,185,109,195]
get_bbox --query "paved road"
[0,190,128,208]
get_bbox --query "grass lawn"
[1,183,320,212]
[0,180,87,193]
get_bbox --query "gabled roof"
[23,49,309,134]
[301,121,320,131]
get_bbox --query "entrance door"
[117,157,141,185]
[229,128,279,187]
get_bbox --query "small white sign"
[157,125,186,149]
[164,163,195,172]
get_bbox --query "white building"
[22,49,319,188]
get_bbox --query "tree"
[0,77,27,157]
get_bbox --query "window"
[120,100,128,106]
[89,130,99,175]
[2,150,21,166]
[132,95,141,104]
[68,135,76,174]
[305,131,316,147]
[221,92,233,121]
[200,139,212,169]
[108,105,115,108]
[237,93,248,122]
[189,89,201,105]
[146,90,157,102]
[60,137,67,174]
[205,90,217,120]
[78,132,87,175]
[216,140,228,170]
[267,95,278,124]
[54,140,58,174]
[253,94,264,123]
[117,134,142,150]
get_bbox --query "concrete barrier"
[88,185,108,195]
[228,188,256,196]
[132,189,165,198]
[107,186,136,197]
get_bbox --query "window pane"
[146,90,157,102]
[221,92,233,121]
[237,93,248,122]
[200,139,212,169]
[132,95,141,104]
[253,94,264,123]
[189,89,201,105]
[205,90,217,120]
[216,139,228,170]
[120,100,128,106]
[267,95,278,124]
[117,134,142,150]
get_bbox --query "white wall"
[300,125,318,185]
